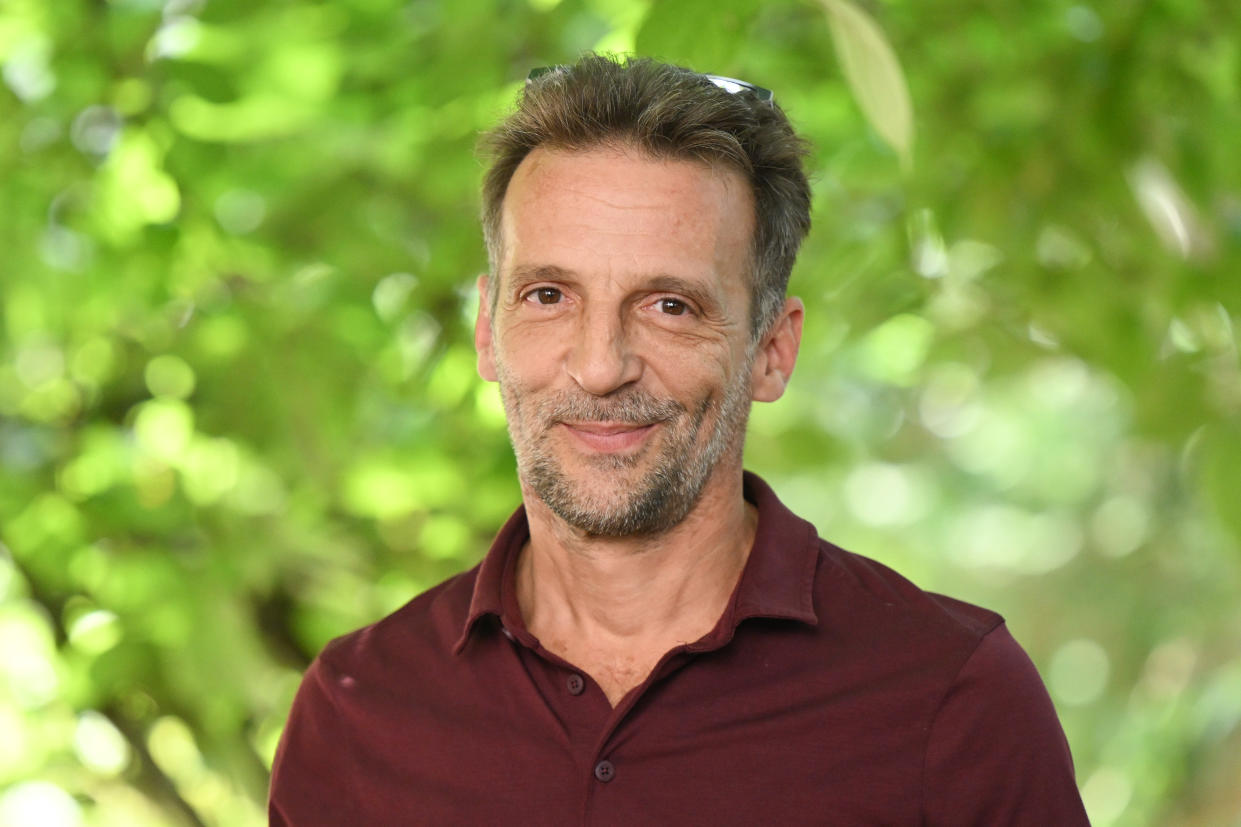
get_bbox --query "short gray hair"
[479,54,812,338]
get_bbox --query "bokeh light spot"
[195,314,249,360]
[67,608,124,655]
[180,436,241,505]
[15,342,65,388]
[0,704,31,776]
[947,410,1031,489]
[143,352,197,397]
[3,38,57,102]
[1081,767,1131,826]
[148,16,202,60]
[74,710,131,776]
[918,362,981,439]
[227,463,287,515]
[1049,638,1110,706]
[134,399,195,461]
[20,378,83,423]
[908,208,948,278]
[148,716,206,782]
[420,514,471,561]
[0,781,83,827]
[426,346,481,407]
[71,105,122,157]
[112,77,152,114]
[947,239,1003,280]
[372,273,419,323]
[1139,638,1197,700]
[856,314,935,386]
[101,130,182,230]
[214,189,267,235]
[0,602,61,707]
[58,436,126,500]
[948,505,1082,574]
[145,354,197,399]
[1090,495,1150,558]
[1036,224,1092,269]
[844,462,934,527]
[475,383,507,429]
[343,463,418,520]
[70,337,120,385]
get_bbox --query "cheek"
[653,354,734,405]
[666,334,738,377]
[495,325,565,381]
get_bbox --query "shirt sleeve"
[922,623,1090,826]
[268,655,354,827]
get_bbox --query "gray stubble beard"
[498,361,754,537]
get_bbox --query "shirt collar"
[452,471,820,654]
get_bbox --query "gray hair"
[479,54,812,339]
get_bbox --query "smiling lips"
[559,421,658,452]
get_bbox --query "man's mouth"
[558,421,658,453]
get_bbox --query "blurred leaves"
[2,0,1240,825]
[635,0,762,71]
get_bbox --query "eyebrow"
[507,264,574,285]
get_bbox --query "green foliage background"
[2,0,1239,824]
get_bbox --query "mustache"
[538,390,685,425]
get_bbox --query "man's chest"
[311,636,935,825]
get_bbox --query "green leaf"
[819,0,914,169]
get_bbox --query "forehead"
[499,145,754,283]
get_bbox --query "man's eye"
[658,298,688,316]
[529,287,562,305]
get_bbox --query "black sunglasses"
[526,66,775,105]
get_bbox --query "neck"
[515,464,756,645]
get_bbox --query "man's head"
[480,54,812,339]
[475,56,810,537]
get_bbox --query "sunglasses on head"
[526,65,775,105]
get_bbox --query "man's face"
[477,145,760,536]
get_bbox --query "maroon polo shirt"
[270,473,1088,825]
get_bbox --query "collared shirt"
[269,473,1089,825]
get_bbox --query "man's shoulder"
[316,562,482,671]
[813,540,1004,654]
[748,472,1001,650]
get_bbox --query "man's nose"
[565,309,642,396]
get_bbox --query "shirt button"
[566,673,585,695]
[594,760,615,783]
[500,626,514,641]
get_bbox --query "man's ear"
[750,297,803,403]
[475,274,498,382]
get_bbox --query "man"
[269,55,1089,824]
